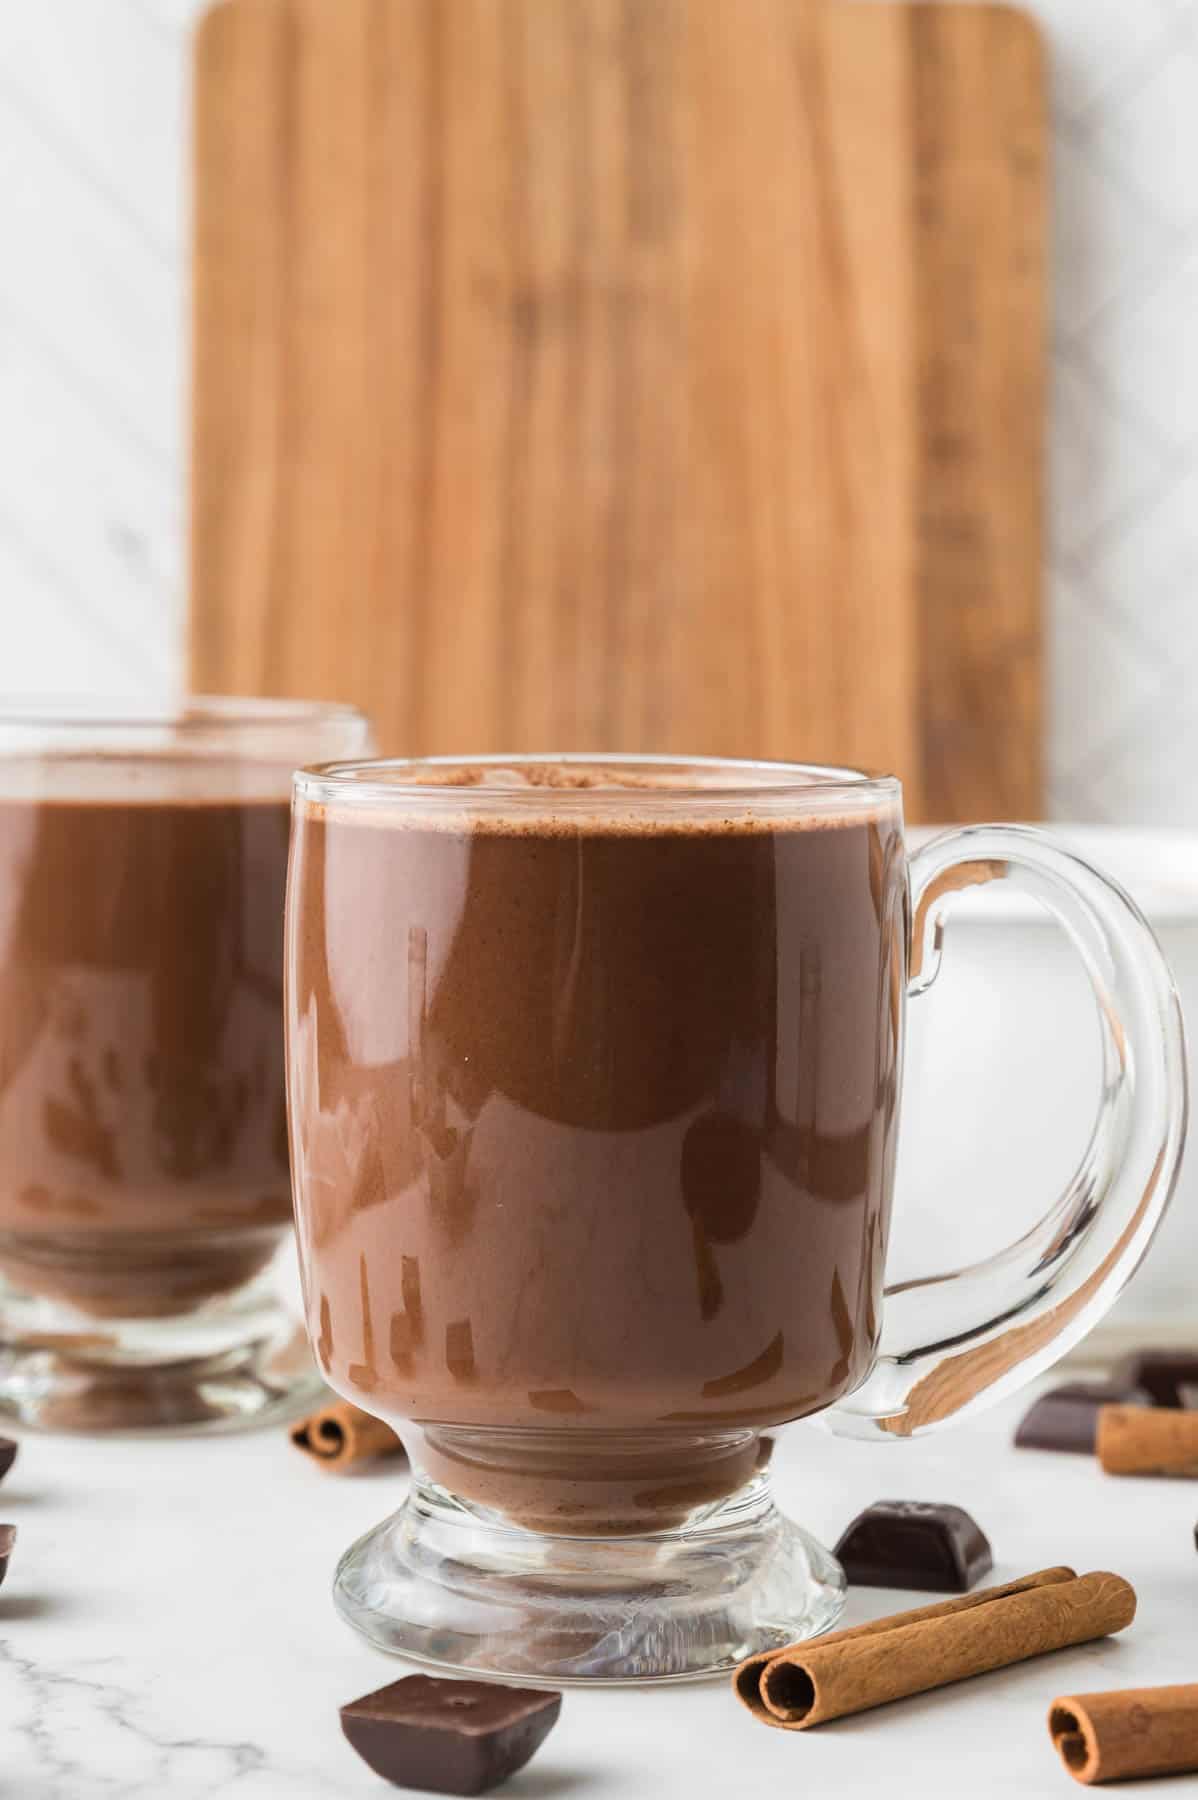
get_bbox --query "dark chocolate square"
[834,1500,992,1592]
[1116,1350,1198,1409]
[340,1674,561,1795]
[0,1524,15,1588]
[1014,1381,1151,1454]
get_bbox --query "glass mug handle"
[828,824,1189,1441]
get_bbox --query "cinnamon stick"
[735,1566,1075,1723]
[289,1400,405,1471]
[1049,1685,1198,1784]
[1097,1405,1198,1477]
[735,1568,1135,1729]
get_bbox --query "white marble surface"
[1,1386,1196,1798]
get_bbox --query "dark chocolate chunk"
[1015,1382,1151,1454]
[0,1438,15,1483]
[1116,1350,1198,1409]
[834,1500,992,1592]
[0,1524,15,1587]
[340,1674,561,1795]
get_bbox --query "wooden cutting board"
[190,0,1045,822]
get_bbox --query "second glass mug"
[285,754,1187,1682]
[0,697,373,1431]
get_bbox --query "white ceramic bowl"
[895,826,1197,1356]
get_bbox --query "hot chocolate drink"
[289,764,907,1531]
[295,758,1185,1679]
[0,758,292,1318]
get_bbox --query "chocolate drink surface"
[0,760,292,1317]
[289,783,906,1530]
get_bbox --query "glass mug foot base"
[0,1284,323,1433]
[332,1469,846,1684]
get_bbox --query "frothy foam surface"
[301,805,896,838]
[299,760,898,836]
[0,756,293,805]
[378,760,858,790]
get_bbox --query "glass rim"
[0,694,367,733]
[294,751,902,810]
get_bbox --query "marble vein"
[0,1639,268,1799]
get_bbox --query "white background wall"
[1,0,1195,825]
[0,3,194,699]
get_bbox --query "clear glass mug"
[285,755,1186,1681]
[0,697,373,1432]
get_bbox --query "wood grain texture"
[191,0,1045,821]
[910,2,1045,820]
